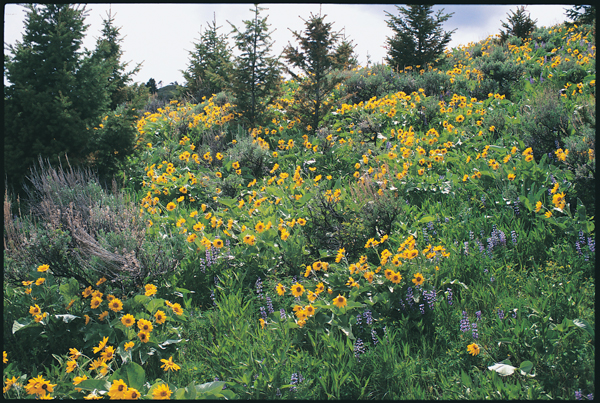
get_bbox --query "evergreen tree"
[331,34,359,71]
[228,4,281,128]
[4,4,110,193]
[565,5,596,27]
[499,6,537,42]
[90,9,144,110]
[182,15,233,102]
[283,12,353,132]
[145,78,158,95]
[385,5,455,71]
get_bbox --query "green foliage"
[4,4,111,194]
[181,16,233,102]
[228,4,282,128]
[3,20,596,401]
[499,6,538,42]
[565,5,596,26]
[90,9,144,110]
[283,12,349,132]
[385,4,455,70]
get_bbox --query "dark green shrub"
[475,53,526,99]
[520,88,571,160]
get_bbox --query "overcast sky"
[4,3,570,86]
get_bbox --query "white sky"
[4,3,569,86]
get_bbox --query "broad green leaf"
[145,298,165,314]
[75,379,111,392]
[109,362,146,391]
[573,318,595,339]
[195,381,226,395]
[181,381,197,400]
[12,319,32,334]
[519,361,534,376]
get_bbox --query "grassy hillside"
[3,22,595,399]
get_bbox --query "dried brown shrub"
[4,157,181,296]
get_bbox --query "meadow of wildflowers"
[3,22,595,399]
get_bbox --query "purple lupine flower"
[586,393,593,400]
[464,241,469,255]
[588,237,595,252]
[529,77,535,85]
[475,311,481,321]
[575,390,583,400]
[579,230,586,244]
[419,304,425,315]
[497,309,505,320]
[255,277,264,300]
[280,308,286,320]
[210,289,216,306]
[364,310,373,325]
[356,313,363,326]
[371,328,378,345]
[469,230,474,240]
[406,287,414,308]
[353,338,366,361]
[199,258,206,274]
[259,306,267,320]
[512,310,517,318]
[460,311,470,332]
[472,322,479,339]
[477,239,485,254]
[576,241,583,256]
[498,230,506,246]
[513,203,520,217]
[398,295,406,311]
[490,276,495,283]
[511,231,518,245]
[266,296,274,315]
[447,288,453,306]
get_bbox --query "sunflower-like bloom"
[125,388,141,399]
[93,336,109,354]
[412,273,425,286]
[145,284,157,297]
[137,318,153,333]
[390,271,403,284]
[29,304,41,316]
[155,310,166,324]
[467,343,480,356]
[121,314,135,327]
[152,383,173,400]
[291,283,305,298]
[333,294,347,309]
[37,264,50,272]
[160,356,181,372]
[108,379,128,399]
[276,283,286,296]
[171,303,184,316]
[108,298,123,312]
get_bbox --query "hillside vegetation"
[3,21,595,399]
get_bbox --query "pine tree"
[182,15,233,102]
[565,5,596,27]
[91,8,144,110]
[499,6,537,42]
[385,5,455,71]
[283,12,354,132]
[228,4,282,128]
[4,4,110,193]
[145,78,158,95]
